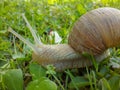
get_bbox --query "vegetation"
[0,0,120,90]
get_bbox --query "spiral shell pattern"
[69,7,120,55]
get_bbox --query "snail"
[8,7,120,71]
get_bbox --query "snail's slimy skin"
[32,44,109,71]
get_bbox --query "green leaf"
[29,63,46,80]
[46,65,56,75]
[101,0,109,5]
[99,66,109,76]
[68,76,90,89]
[26,79,40,90]
[26,77,57,90]
[108,75,120,90]
[12,52,25,59]
[0,30,7,34]
[3,69,23,90]
[37,79,57,90]
[77,4,86,14]
[109,57,120,68]
[98,78,111,90]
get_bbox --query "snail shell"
[69,7,120,55]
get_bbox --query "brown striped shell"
[68,7,120,55]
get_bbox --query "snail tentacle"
[8,27,40,55]
[22,14,43,46]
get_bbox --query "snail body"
[8,7,120,71]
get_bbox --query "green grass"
[1,0,120,90]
